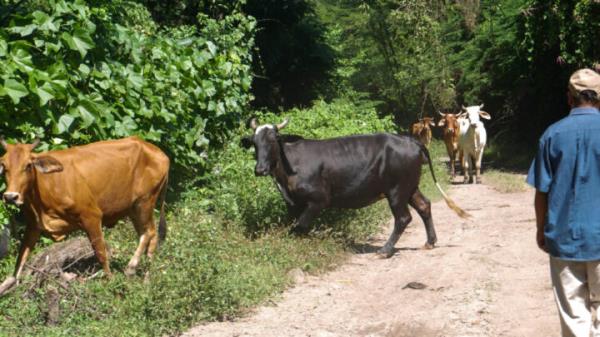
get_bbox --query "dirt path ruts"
[183,181,558,337]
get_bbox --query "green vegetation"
[0,0,254,172]
[484,170,529,194]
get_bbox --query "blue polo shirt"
[527,107,600,261]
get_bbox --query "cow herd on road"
[412,104,491,184]
[0,105,485,297]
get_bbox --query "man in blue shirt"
[527,68,600,337]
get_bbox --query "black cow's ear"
[32,156,63,174]
[240,136,254,149]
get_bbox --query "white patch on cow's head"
[254,124,275,135]
[463,106,482,126]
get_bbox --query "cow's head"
[459,104,491,127]
[437,112,460,134]
[0,138,63,206]
[241,118,289,176]
[421,117,435,129]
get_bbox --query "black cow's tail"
[157,173,168,243]
[419,144,471,219]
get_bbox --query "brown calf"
[0,137,169,295]
[410,117,435,147]
[437,112,461,178]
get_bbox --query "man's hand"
[534,190,549,253]
[536,229,548,253]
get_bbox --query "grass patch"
[0,194,351,337]
[484,170,529,193]
[419,140,450,202]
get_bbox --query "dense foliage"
[139,0,336,109]
[0,0,254,171]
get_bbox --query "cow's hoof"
[290,226,310,236]
[476,178,482,184]
[124,267,136,277]
[376,248,395,259]
[422,243,435,250]
[0,276,17,296]
[462,179,469,184]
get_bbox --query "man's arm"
[534,190,548,253]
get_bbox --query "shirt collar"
[570,107,600,116]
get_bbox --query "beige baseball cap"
[569,68,600,96]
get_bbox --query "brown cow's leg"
[126,199,156,276]
[450,150,456,179]
[409,189,437,249]
[82,213,111,277]
[14,225,41,279]
[378,191,412,258]
[0,225,41,296]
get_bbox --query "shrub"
[0,0,255,172]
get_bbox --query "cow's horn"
[479,103,484,109]
[276,118,289,130]
[438,111,445,116]
[250,118,258,130]
[31,138,40,149]
[0,137,6,150]
[461,105,466,111]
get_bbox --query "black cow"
[241,118,470,258]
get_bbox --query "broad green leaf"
[78,64,90,76]
[127,70,143,90]
[8,24,37,37]
[44,42,62,54]
[32,11,58,32]
[10,48,33,72]
[36,83,55,106]
[76,104,95,128]
[61,29,95,58]
[68,104,94,129]
[57,114,75,134]
[206,41,217,55]
[0,40,7,57]
[4,79,28,104]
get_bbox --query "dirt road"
[183,181,559,337]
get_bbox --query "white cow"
[458,104,491,184]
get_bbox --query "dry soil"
[183,178,559,337]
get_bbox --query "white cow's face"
[461,104,491,126]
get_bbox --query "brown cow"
[0,136,169,295]
[437,112,462,178]
[410,117,435,147]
